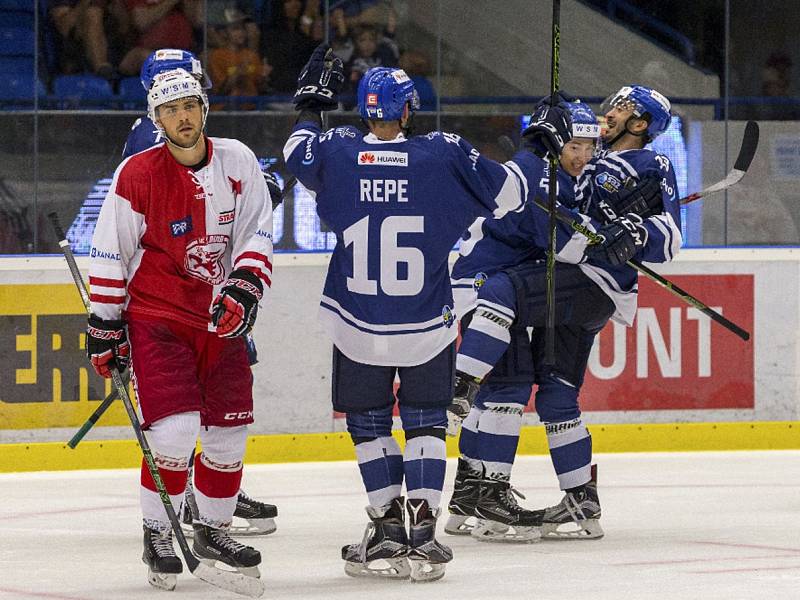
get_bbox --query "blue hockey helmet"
[140,49,210,91]
[603,85,671,140]
[566,101,601,139]
[357,67,420,121]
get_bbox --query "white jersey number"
[343,215,425,297]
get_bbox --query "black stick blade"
[733,121,759,172]
[47,211,66,241]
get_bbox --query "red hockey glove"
[211,269,264,338]
[86,314,129,378]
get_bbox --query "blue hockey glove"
[597,176,663,223]
[522,102,573,159]
[585,214,648,266]
[294,44,345,112]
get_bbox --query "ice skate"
[541,464,604,540]
[471,479,543,543]
[142,524,182,591]
[445,458,482,536]
[407,498,453,582]
[342,497,411,580]
[231,489,278,536]
[446,371,481,436]
[193,523,262,578]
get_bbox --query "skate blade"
[471,519,541,543]
[199,557,262,579]
[230,517,277,536]
[541,518,604,540]
[409,559,446,583]
[344,557,411,579]
[147,570,177,591]
[444,514,476,536]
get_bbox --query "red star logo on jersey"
[228,176,242,198]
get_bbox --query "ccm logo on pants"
[224,411,254,421]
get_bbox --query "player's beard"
[167,125,203,150]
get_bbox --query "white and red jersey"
[89,136,273,331]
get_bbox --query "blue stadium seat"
[54,74,114,108]
[0,27,35,57]
[0,0,34,10]
[0,10,34,28]
[0,55,33,73]
[118,76,147,103]
[0,72,44,101]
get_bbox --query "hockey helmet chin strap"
[606,114,648,149]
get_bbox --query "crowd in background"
[41,0,436,109]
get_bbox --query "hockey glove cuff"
[262,170,283,210]
[585,214,649,267]
[601,176,663,222]
[211,269,264,338]
[86,314,129,378]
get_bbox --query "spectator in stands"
[118,0,203,76]
[208,8,270,109]
[206,1,260,51]
[329,7,354,64]
[49,0,115,79]
[261,0,321,94]
[399,49,436,111]
[343,24,398,103]
[758,52,799,121]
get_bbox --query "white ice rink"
[1,451,799,600]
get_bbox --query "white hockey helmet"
[147,68,209,128]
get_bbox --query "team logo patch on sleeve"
[170,215,193,237]
[595,172,622,193]
[218,210,235,225]
[357,151,408,166]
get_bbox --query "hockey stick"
[67,375,127,448]
[680,120,759,205]
[527,202,750,341]
[544,0,561,366]
[48,212,265,599]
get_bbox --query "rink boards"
[1,249,799,470]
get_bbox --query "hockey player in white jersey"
[87,68,272,590]
[449,85,679,541]
[283,45,577,581]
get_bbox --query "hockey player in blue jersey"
[118,48,280,538]
[283,45,577,581]
[446,87,677,542]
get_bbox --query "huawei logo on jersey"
[184,235,229,285]
[359,152,376,164]
[357,151,408,166]
[228,176,242,198]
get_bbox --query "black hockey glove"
[522,101,573,159]
[598,176,663,223]
[585,214,649,267]
[211,268,263,338]
[262,170,283,210]
[534,90,577,108]
[86,314,129,379]
[294,44,345,112]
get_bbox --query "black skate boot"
[472,479,544,543]
[541,464,604,539]
[193,523,262,578]
[407,498,453,582]
[342,497,410,579]
[444,458,483,536]
[142,524,183,591]
[232,489,278,536]
[446,371,481,436]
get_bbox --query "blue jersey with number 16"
[284,121,539,367]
